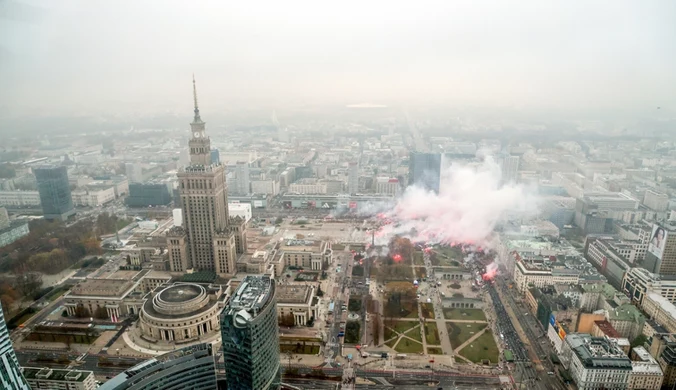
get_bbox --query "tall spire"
[192,74,202,123]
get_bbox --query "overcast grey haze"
[1,0,675,120]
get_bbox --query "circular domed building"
[139,283,227,342]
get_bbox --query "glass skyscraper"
[34,165,75,221]
[0,306,30,390]
[408,152,442,193]
[221,275,281,390]
[99,343,217,390]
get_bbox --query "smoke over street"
[373,156,539,250]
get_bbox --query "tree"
[631,335,648,348]
[15,272,43,297]
[275,217,283,225]
[372,314,381,345]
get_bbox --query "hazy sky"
[1,0,675,116]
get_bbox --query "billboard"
[253,200,263,208]
[283,201,293,209]
[550,317,567,341]
[648,224,667,260]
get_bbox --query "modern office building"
[34,165,75,221]
[643,223,676,277]
[22,367,96,390]
[234,161,250,195]
[0,306,30,390]
[166,77,244,276]
[221,275,281,390]
[560,333,632,390]
[644,190,669,212]
[99,344,217,390]
[622,267,676,305]
[126,183,173,207]
[408,152,441,193]
[348,162,359,195]
[210,149,220,165]
[500,155,520,183]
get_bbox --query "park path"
[452,327,488,353]
[385,324,423,350]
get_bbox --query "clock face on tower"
[194,132,201,138]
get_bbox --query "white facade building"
[71,185,116,207]
[561,334,632,390]
[628,346,663,390]
[644,190,669,212]
[23,367,96,390]
[288,183,327,195]
[0,190,41,207]
[513,259,580,294]
[228,202,252,223]
[622,267,676,305]
[251,180,279,195]
[375,177,400,196]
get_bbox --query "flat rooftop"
[566,334,632,370]
[227,275,273,315]
[281,239,322,252]
[109,270,141,280]
[22,367,92,382]
[594,320,621,338]
[70,278,134,298]
[276,285,311,304]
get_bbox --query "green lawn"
[406,327,423,343]
[391,321,419,335]
[427,347,444,355]
[394,338,424,354]
[344,321,361,344]
[446,322,486,348]
[333,244,345,251]
[437,246,464,260]
[424,322,441,345]
[385,338,398,348]
[457,330,499,364]
[443,308,487,322]
[280,344,320,354]
[348,297,362,312]
[420,303,434,319]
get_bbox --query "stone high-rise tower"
[167,76,245,276]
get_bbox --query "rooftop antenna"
[192,74,201,122]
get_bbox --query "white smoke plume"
[373,156,539,250]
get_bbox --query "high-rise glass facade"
[0,306,30,390]
[99,343,217,390]
[221,275,281,390]
[34,165,75,221]
[408,152,442,193]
